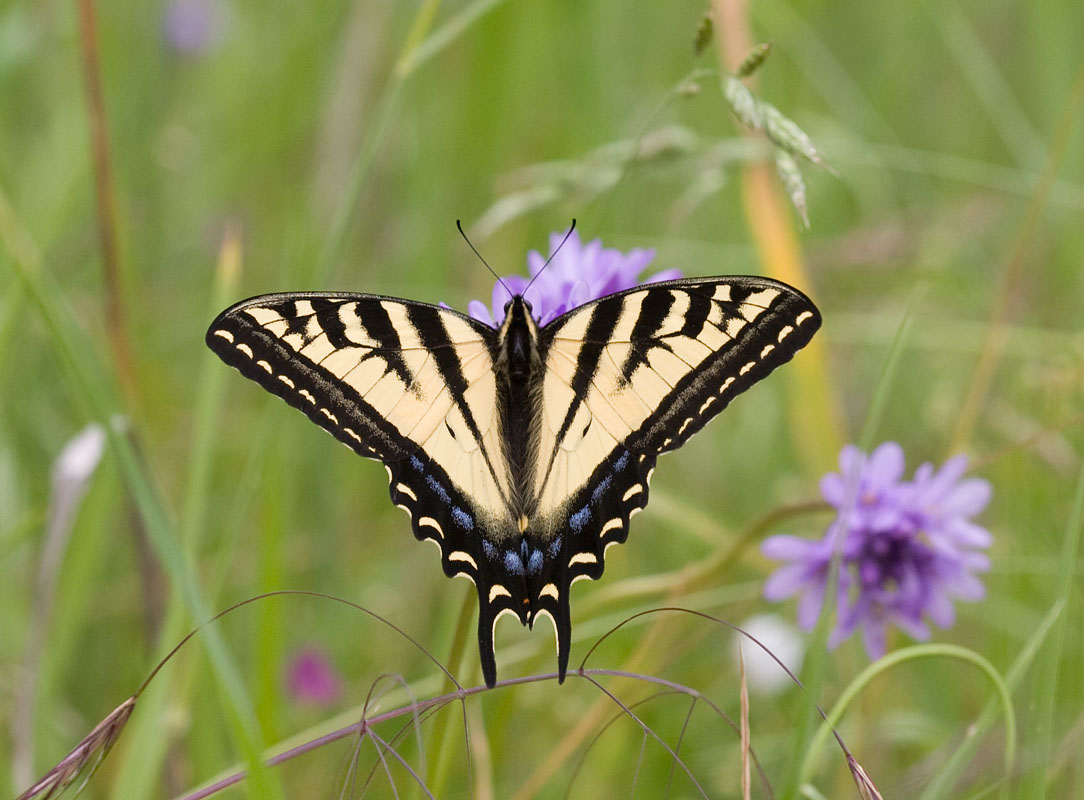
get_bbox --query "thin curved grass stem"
[582,675,711,800]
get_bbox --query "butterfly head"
[497,295,541,368]
[501,295,534,323]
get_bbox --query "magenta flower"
[285,647,343,707]
[762,442,992,659]
[467,230,682,327]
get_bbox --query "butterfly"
[207,271,820,687]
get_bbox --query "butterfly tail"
[553,591,572,683]
[476,603,499,689]
[527,575,573,683]
[473,571,523,689]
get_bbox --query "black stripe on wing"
[405,303,496,470]
[207,296,410,461]
[550,301,620,447]
[628,278,820,454]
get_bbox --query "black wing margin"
[622,277,821,454]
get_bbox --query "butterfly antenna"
[457,220,513,300]
[523,219,577,296]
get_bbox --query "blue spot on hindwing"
[591,473,612,503]
[483,540,497,559]
[548,536,563,558]
[614,451,630,471]
[410,455,424,472]
[426,474,451,503]
[527,549,544,575]
[451,506,473,531]
[503,550,525,576]
[570,506,592,532]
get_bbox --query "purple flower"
[467,230,682,327]
[762,442,992,659]
[163,0,228,55]
[285,647,343,707]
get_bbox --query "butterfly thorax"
[495,296,544,522]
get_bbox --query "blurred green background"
[3,0,1083,797]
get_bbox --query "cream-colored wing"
[530,277,821,531]
[207,292,516,545]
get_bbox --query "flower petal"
[796,584,828,629]
[924,588,956,628]
[866,441,905,488]
[286,647,343,707]
[820,471,847,507]
[645,268,682,284]
[467,300,495,328]
[859,616,887,659]
[942,477,992,516]
[761,534,820,561]
[764,562,816,601]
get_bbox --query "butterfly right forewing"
[530,276,820,516]
[616,277,822,454]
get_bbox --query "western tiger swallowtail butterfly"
[206,249,820,687]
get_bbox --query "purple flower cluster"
[467,230,681,327]
[762,442,992,658]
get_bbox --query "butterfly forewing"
[532,277,820,513]
[207,293,518,538]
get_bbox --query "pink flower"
[285,647,343,707]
